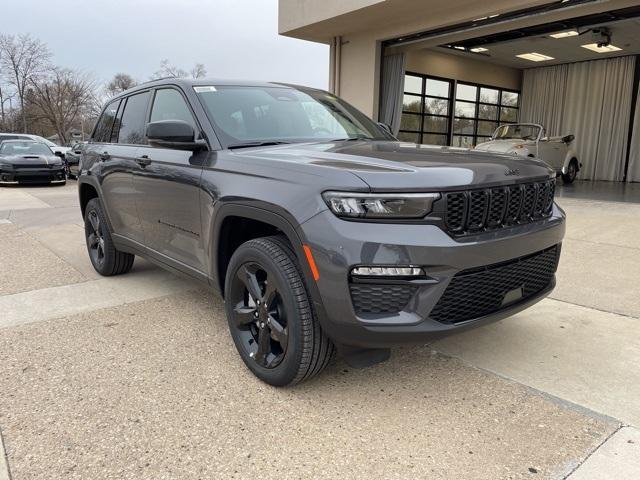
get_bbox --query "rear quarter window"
[92,100,121,143]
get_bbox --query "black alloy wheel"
[230,262,289,369]
[83,198,135,276]
[87,209,106,268]
[224,236,334,386]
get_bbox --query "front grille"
[444,179,555,236]
[13,164,48,169]
[430,245,560,324]
[350,284,418,315]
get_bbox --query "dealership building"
[279,0,640,184]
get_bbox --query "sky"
[3,0,329,89]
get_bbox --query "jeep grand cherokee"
[78,79,565,386]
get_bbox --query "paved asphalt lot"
[1,181,639,479]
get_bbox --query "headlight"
[322,191,440,219]
[0,163,11,169]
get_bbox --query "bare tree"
[27,68,96,144]
[152,59,207,79]
[190,63,207,79]
[0,34,52,133]
[105,73,137,98]
[152,59,188,79]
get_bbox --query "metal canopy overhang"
[382,0,600,48]
[441,5,640,51]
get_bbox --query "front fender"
[209,202,332,332]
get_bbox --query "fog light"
[351,266,424,277]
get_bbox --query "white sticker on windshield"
[193,86,217,93]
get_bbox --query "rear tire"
[224,236,334,386]
[84,198,135,276]
[562,159,578,184]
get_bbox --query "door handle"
[99,152,110,161]
[135,155,152,167]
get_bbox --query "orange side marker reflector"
[303,244,320,281]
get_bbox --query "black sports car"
[0,140,66,185]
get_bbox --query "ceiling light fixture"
[470,47,488,53]
[550,30,579,38]
[581,43,622,53]
[516,52,555,62]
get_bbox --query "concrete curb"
[566,426,640,479]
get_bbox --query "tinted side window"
[150,89,196,128]
[110,100,125,143]
[92,100,120,142]
[117,91,151,145]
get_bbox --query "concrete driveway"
[0,182,639,479]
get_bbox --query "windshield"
[0,142,53,156]
[493,124,541,141]
[194,85,391,147]
[29,135,59,147]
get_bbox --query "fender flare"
[77,176,115,230]
[210,203,329,323]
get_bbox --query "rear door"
[133,86,206,273]
[88,92,150,244]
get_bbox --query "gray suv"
[78,79,565,386]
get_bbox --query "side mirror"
[146,120,206,151]
[54,151,63,158]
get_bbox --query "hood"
[475,139,534,153]
[1,154,62,166]
[232,140,553,191]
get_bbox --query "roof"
[110,78,323,101]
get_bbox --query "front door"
[133,87,206,273]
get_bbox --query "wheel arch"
[212,204,312,298]
[562,151,580,174]
[79,179,100,217]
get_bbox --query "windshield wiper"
[227,141,291,150]
[328,135,374,142]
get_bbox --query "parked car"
[64,142,87,178]
[78,79,565,386]
[475,123,581,183]
[0,140,66,185]
[0,133,71,159]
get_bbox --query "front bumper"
[300,204,566,348]
[0,166,66,184]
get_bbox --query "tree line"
[0,33,207,144]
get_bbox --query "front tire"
[84,198,135,276]
[224,236,334,386]
[562,159,578,184]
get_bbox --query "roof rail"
[138,76,182,86]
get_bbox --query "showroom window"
[398,74,453,146]
[399,73,519,147]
